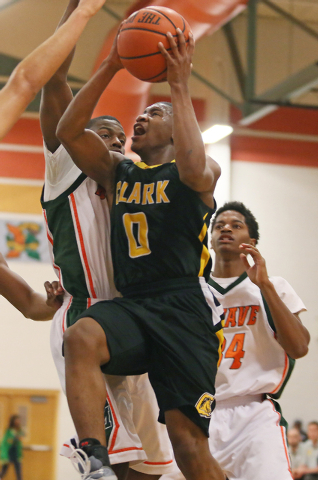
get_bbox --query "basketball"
[117,6,192,83]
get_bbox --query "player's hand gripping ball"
[117,6,192,83]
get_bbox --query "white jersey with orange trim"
[208,273,306,401]
[161,272,306,480]
[41,144,174,472]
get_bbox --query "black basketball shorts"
[74,277,224,436]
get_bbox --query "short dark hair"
[308,421,318,428]
[211,201,260,244]
[86,115,123,129]
[8,415,20,429]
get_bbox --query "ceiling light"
[202,125,233,144]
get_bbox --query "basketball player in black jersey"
[57,27,226,480]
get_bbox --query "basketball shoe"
[70,443,117,480]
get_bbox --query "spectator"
[294,422,318,480]
[0,415,24,480]
[293,420,308,442]
[288,428,305,479]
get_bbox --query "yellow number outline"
[123,212,151,258]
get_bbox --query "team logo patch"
[195,393,215,418]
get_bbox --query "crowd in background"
[288,420,318,479]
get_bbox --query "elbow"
[288,341,309,359]
[10,67,38,103]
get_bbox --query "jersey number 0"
[123,212,151,258]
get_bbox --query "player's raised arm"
[240,243,310,359]
[0,253,61,320]
[56,33,124,188]
[40,0,80,154]
[158,29,220,208]
[0,0,106,140]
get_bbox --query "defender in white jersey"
[39,1,173,477]
[164,202,309,480]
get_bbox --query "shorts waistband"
[64,297,104,309]
[215,394,264,409]
[121,277,201,298]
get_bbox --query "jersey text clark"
[116,180,170,205]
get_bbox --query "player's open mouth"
[133,124,146,136]
[219,235,233,242]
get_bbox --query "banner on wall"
[0,213,50,263]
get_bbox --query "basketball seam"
[119,27,178,37]
[119,49,172,61]
[145,7,178,31]
[143,68,167,82]
[119,40,189,60]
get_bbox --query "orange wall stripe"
[0,151,45,179]
[230,106,318,136]
[231,135,318,168]
[2,117,43,146]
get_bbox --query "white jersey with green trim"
[208,273,306,401]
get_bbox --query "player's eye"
[101,134,110,138]
[120,140,125,146]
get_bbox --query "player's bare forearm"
[240,244,310,358]
[56,58,122,185]
[260,280,310,358]
[0,263,57,320]
[0,0,105,140]
[40,0,80,153]
[160,30,219,198]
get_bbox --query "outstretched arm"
[240,244,310,359]
[0,0,106,141]
[159,30,220,209]
[56,34,124,188]
[0,253,61,320]
[40,0,80,153]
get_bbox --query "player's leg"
[127,472,160,480]
[64,316,115,478]
[0,463,9,479]
[165,409,225,480]
[141,280,225,480]
[64,299,149,478]
[12,460,22,480]
[126,374,175,479]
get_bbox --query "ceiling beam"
[240,61,318,124]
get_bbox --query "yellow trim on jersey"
[198,218,211,276]
[135,160,176,169]
[216,323,225,367]
[199,245,210,276]
[198,223,207,243]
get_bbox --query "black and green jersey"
[111,159,215,292]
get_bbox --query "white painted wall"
[230,160,318,426]
[0,261,78,480]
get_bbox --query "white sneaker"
[70,448,117,480]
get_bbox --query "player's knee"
[63,317,110,364]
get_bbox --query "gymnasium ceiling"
[0,0,318,122]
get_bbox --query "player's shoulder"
[268,276,291,290]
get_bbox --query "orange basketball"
[117,6,192,83]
